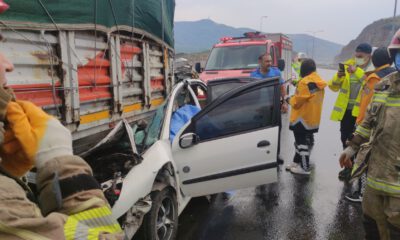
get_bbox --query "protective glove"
[0,100,72,176]
[339,146,356,168]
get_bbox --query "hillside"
[287,34,342,64]
[174,19,343,64]
[174,19,253,53]
[335,16,400,63]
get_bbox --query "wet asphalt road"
[176,69,365,240]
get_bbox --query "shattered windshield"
[205,45,266,71]
[140,102,168,151]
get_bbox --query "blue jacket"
[250,67,284,84]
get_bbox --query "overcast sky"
[175,0,398,45]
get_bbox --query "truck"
[198,32,293,84]
[0,0,175,154]
[0,2,282,240]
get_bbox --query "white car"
[84,77,281,240]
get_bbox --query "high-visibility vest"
[292,61,300,75]
[291,61,301,86]
[328,59,366,121]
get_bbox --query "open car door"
[172,77,281,197]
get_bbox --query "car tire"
[136,188,178,240]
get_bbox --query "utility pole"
[259,16,268,32]
[306,30,324,59]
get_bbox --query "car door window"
[193,83,278,141]
[207,78,253,104]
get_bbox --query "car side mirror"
[195,62,202,73]
[179,133,199,148]
[278,59,285,71]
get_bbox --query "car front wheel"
[137,187,178,240]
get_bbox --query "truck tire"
[137,188,178,240]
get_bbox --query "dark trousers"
[278,114,282,156]
[293,127,312,169]
[306,133,315,151]
[340,110,356,149]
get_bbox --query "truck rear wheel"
[137,188,178,240]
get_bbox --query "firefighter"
[291,52,307,86]
[345,47,396,203]
[286,58,327,175]
[0,52,123,238]
[339,31,400,239]
[329,43,373,181]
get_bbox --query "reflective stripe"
[0,221,50,240]
[372,93,389,103]
[340,88,348,94]
[367,177,400,195]
[371,94,400,106]
[355,125,371,139]
[333,106,342,112]
[299,151,310,156]
[386,97,400,107]
[297,145,308,150]
[373,97,387,103]
[64,206,122,240]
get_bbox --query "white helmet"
[297,52,307,59]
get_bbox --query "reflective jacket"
[289,72,327,132]
[0,156,123,240]
[328,59,373,121]
[355,64,396,124]
[291,61,301,85]
[350,71,400,196]
[292,61,301,75]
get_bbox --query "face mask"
[395,52,400,72]
[355,57,366,66]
